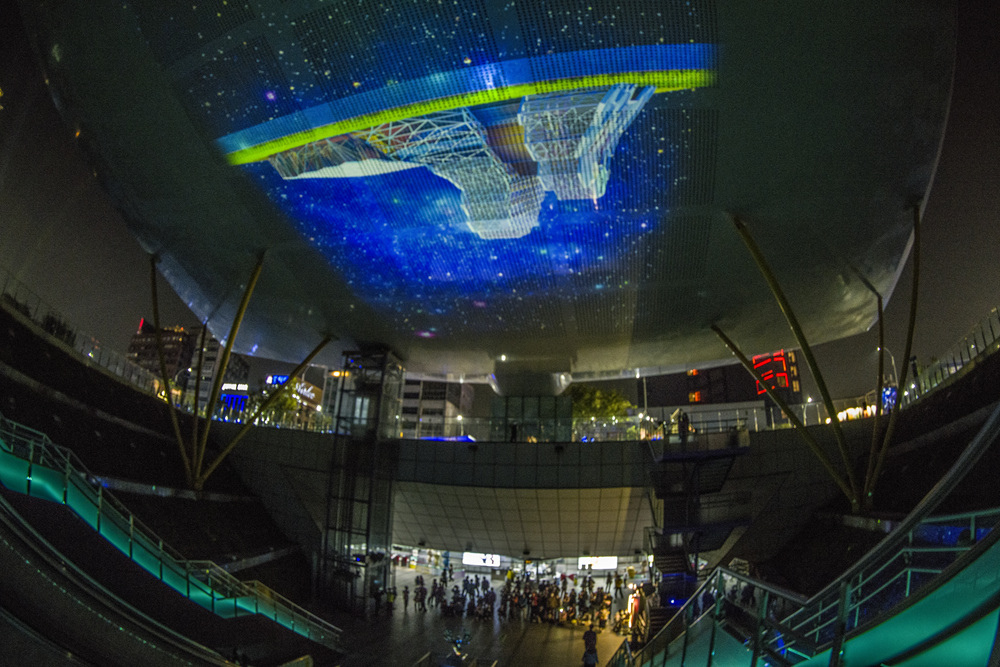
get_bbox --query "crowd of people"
[373,565,635,633]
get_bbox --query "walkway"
[327,565,637,666]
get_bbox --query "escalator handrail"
[0,489,228,665]
[788,399,1000,615]
[0,410,343,649]
[622,399,1000,665]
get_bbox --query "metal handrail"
[610,399,1000,666]
[0,490,229,665]
[0,410,342,650]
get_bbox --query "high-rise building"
[401,379,474,439]
[126,321,249,412]
[189,326,250,413]
[125,319,196,383]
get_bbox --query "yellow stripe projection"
[225,69,714,165]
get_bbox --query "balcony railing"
[0,266,159,394]
[4,263,997,443]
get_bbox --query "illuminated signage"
[265,374,289,385]
[221,382,249,392]
[294,381,317,400]
[462,552,500,568]
[752,350,790,395]
[577,556,619,570]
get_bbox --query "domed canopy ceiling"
[20,1,954,377]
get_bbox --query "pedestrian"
[678,409,690,448]
[583,623,597,652]
[582,647,599,666]
[403,585,410,611]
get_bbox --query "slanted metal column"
[194,252,265,480]
[149,254,193,487]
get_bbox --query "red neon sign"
[752,350,789,395]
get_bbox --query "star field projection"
[134,0,718,342]
[157,0,716,141]
[246,93,701,341]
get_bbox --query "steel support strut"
[869,203,922,505]
[149,254,193,486]
[851,269,886,505]
[193,252,266,484]
[712,324,856,506]
[196,335,333,487]
[730,215,860,510]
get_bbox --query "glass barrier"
[0,266,158,395]
[0,410,342,651]
[4,261,997,443]
[608,401,1000,667]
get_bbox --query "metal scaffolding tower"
[320,350,404,615]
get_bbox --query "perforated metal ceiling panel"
[20,0,955,375]
[392,482,653,559]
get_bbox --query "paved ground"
[327,565,641,667]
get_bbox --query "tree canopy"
[566,384,634,419]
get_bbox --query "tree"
[566,384,634,420]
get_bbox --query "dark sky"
[1,0,997,398]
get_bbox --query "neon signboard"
[462,552,500,568]
[752,350,790,396]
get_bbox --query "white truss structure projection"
[518,84,654,201]
[355,109,543,240]
[267,135,418,179]
[265,86,654,239]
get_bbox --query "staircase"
[0,411,342,652]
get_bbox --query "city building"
[3,0,999,665]
[192,328,251,413]
[401,379,474,439]
[128,321,250,412]
[126,320,196,383]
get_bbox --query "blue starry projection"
[143,0,718,341]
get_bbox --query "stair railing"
[609,400,1000,666]
[0,410,342,651]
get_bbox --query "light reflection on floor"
[329,565,642,666]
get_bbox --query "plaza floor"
[327,565,641,667]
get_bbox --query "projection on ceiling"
[168,1,718,342]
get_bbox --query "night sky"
[1,0,997,398]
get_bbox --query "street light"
[457,414,464,437]
[877,347,899,386]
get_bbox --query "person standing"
[402,585,410,612]
[583,624,597,653]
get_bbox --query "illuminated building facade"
[126,321,196,382]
